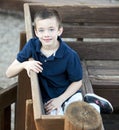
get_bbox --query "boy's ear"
[34,29,38,37]
[58,27,63,36]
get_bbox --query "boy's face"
[35,17,63,47]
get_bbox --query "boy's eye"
[49,28,55,31]
[38,29,44,32]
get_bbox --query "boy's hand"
[44,97,63,115]
[24,60,43,77]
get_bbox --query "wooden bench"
[15,3,119,130]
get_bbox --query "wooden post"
[64,101,102,130]
[15,32,32,130]
[25,99,36,130]
[0,106,11,130]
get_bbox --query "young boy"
[6,9,113,115]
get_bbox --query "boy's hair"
[34,8,62,29]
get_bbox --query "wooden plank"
[29,4,119,23]
[102,113,119,130]
[0,87,11,130]
[67,41,119,60]
[82,61,94,94]
[62,25,119,38]
[35,115,64,130]
[86,60,119,69]
[0,82,17,109]
[30,70,45,120]
[86,60,119,84]
[24,4,34,40]
[84,60,119,109]
[25,100,36,130]
[82,61,105,130]
[15,32,31,130]
[0,106,11,130]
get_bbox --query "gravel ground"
[0,11,24,130]
[0,12,24,89]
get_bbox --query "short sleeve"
[17,39,32,62]
[66,52,82,82]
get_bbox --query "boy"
[6,9,113,115]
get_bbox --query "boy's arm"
[6,59,43,78]
[6,59,26,78]
[58,80,82,103]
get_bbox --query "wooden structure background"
[15,3,119,130]
[0,2,119,130]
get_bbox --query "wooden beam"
[25,100,36,130]
[0,82,17,109]
[30,70,45,119]
[82,61,94,94]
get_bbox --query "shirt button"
[44,60,47,62]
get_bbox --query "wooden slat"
[62,25,119,38]
[15,32,31,130]
[35,115,64,130]
[0,106,11,130]
[0,82,17,109]
[102,113,119,130]
[29,5,119,23]
[0,87,11,130]
[25,100,36,130]
[67,41,119,60]
[86,60,119,83]
[82,61,94,94]
[84,60,119,109]
[30,70,45,120]
[86,60,119,69]
[24,4,34,40]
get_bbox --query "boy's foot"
[84,93,113,114]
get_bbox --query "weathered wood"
[64,101,102,130]
[102,113,119,130]
[84,60,119,109]
[0,106,11,130]
[67,41,119,60]
[62,25,119,38]
[15,32,31,130]
[82,61,94,94]
[29,4,119,23]
[35,115,64,130]
[0,86,12,130]
[23,4,33,40]
[30,69,65,130]
[24,3,119,60]
[18,3,119,130]
[23,3,107,130]
[30,70,45,118]
[0,82,17,109]
[25,100,36,130]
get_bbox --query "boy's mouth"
[43,38,52,43]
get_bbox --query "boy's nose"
[44,30,50,37]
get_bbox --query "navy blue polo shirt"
[17,37,82,103]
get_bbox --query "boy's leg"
[63,92,83,113]
[84,93,113,114]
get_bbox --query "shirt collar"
[55,37,66,58]
[35,37,66,58]
[35,38,42,53]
